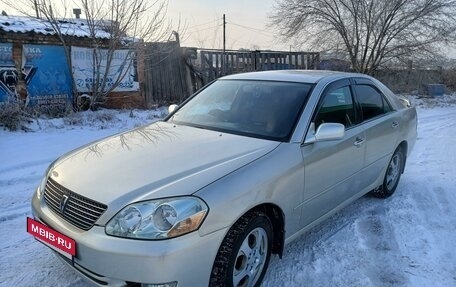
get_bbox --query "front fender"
[196,143,304,240]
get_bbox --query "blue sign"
[23,44,73,109]
[0,43,17,102]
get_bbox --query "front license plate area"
[27,217,76,260]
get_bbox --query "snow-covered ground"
[0,97,455,287]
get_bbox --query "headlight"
[36,177,47,200]
[105,197,208,240]
[36,159,58,200]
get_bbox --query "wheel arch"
[247,203,285,258]
[397,140,408,173]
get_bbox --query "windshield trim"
[170,120,290,142]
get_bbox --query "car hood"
[49,121,279,214]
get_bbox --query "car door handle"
[354,137,366,147]
[392,121,399,128]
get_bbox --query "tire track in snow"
[0,175,42,188]
[392,105,456,286]
[397,179,456,286]
[0,158,53,175]
[354,204,409,287]
[263,197,375,287]
[0,203,30,223]
[0,159,51,188]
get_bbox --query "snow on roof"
[0,15,111,39]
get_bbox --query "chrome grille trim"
[43,178,107,230]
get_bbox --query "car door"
[300,79,366,227]
[352,78,401,189]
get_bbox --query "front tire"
[210,211,272,287]
[374,147,404,198]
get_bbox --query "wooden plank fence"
[142,41,191,106]
[199,49,320,84]
[140,43,320,105]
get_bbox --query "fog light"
[141,282,177,287]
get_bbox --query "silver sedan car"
[31,70,417,287]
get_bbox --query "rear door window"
[354,85,392,121]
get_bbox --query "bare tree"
[8,0,176,109]
[12,0,79,102]
[270,0,456,74]
[78,0,172,108]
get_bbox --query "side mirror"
[168,104,178,114]
[305,123,345,144]
[398,96,411,108]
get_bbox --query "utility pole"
[223,14,226,54]
[222,14,226,75]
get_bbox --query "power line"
[228,23,273,38]
[185,16,279,50]
[227,21,275,38]
[188,24,222,34]
[186,18,221,29]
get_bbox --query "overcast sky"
[167,0,290,51]
[1,0,293,51]
[163,0,456,57]
[1,0,454,57]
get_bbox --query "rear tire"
[373,148,404,198]
[209,211,272,287]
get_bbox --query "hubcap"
[386,153,401,190]
[232,227,268,287]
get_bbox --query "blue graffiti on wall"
[24,44,73,109]
[0,43,17,102]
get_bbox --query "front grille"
[44,178,107,230]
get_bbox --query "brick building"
[0,15,144,109]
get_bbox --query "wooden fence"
[141,41,191,106]
[199,49,320,84]
[141,44,321,105]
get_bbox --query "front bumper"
[31,190,227,286]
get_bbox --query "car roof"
[220,70,370,84]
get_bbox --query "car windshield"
[167,79,313,141]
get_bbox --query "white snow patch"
[1,15,112,39]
